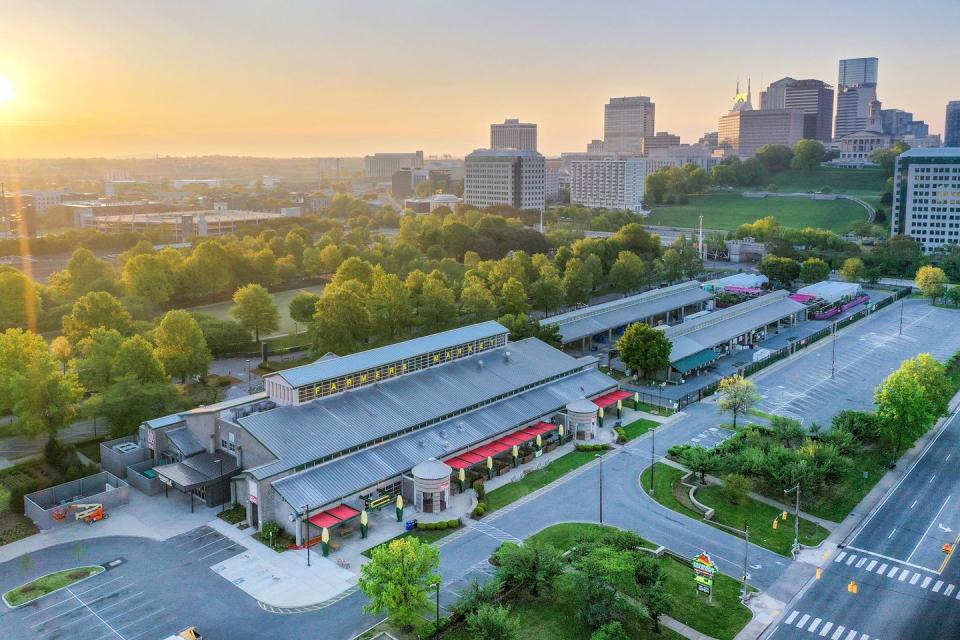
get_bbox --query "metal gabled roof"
[270,367,616,510]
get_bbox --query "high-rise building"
[880,109,914,137]
[490,119,537,151]
[464,149,545,212]
[1,193,39,237]
[364,151,424,179]
[891,147,960,253]
[759,77,797,110]
[603,96,655,154]
[570,159,647,213]
[783,79,834,143]
[641,132,681,154]
[718,83,803,157]
[835,57,879,140]
[838,57,879,87]
[946,102,960,147]
[587,139,605,153]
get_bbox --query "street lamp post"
[741,520,750,601]
[784,483,801,556]
[650,425,656,496]
[214,458,224,513]
[302,504,311,567]
[595,453,604,524]
[899,300,904,335]
[245,358,252,393]
[830,323,837,379]
[433,581,441,640]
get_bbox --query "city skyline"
[0,0,958,158]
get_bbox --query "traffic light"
[847,580,858,594]
[773,518,779,530]
[943,543,953,554]
[816,567,823,580]
[782,510,788,521]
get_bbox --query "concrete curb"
[2,565,105,609]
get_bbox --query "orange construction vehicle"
[71,503,108,524]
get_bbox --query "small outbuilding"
[411,458,453,513]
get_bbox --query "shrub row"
[575,443,610,452]
[417,518,461,531]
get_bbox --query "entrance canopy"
[592,390,631,408]
[308,503,361,529]
[155,451,240,491]
[445,422,560,469]
[672,349,719,374]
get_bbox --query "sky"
[0,0,958,159]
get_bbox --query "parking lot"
[753,299,960,426]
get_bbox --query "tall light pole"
[302,504,311,567]
[595,453,604,524]
[214,458,224,513]
[899,300,904,335]
[245,358,252,393]
[650,426,656,496]
[785,483,801,556]
[433,581,441,640]
[741,520,750,601]
[830,323,837,379]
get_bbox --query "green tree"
[121,253,174,304]
[358,536,440,632]
[840,257,866,282]
[583,254,604,290]
[231,284,280,343]
[495,543,563,597]
[178,241,233,299]
[288,292,321,327]
[51,248,115,297]
[915,265,948,302]
[900,353,952,419]
[74,328,124,392]
[617,322,671,380]
[756,144,794,173]
[0,268,38,330]
[499,277,529,316]
[562,257,593,306]
[572,545,641,630]
[50,336,72,374]
[112,335,166,384]
[800,257,830,283]
[791,139,826,171]
[460,279,498,323]
[466,604,519,640]
[331,257,374,290]
[366,268,413,344]
[681,446,717,484]
[720,473,754,505]
[154,310,212,382]
[759,255,801,287]
[608,251,646,292]
[770,415,806,448]
[871,141,910,177]
[97,376,182,438]
[875,365,932,463]
[946,287,960,308]
[417,277,458,333]
[591,622,630,640]
[717,374,760,428]
[311,280,371,355]
[62,291,132,345]
[530,267,564,314]
[191,313,252,356]
[0,329,83,441]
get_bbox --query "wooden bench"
[368,495,392,510]
[328,539,341,551]
[339,526,355,538]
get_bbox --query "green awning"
[672,349,718,373]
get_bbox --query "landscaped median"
[616,417,659,443]
[3,566,105,607]
[641,463,829,557]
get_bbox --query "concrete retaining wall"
[125,460,161,495]
[100,436,149,479]
[24,471,129,530]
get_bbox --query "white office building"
[604,97,655,154]
[570,158,647,213]
[364,151,424,178]
[891,147,960,253]
[491,119,537,151]
[464,149,545,212]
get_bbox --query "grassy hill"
[769,166,886,195]
[646,192,869,233]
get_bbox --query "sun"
[0,76,16,104]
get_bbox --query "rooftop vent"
[504,351,512,362]
[417,439,425,448]
[478,359,484,369]
[458,422,466,432]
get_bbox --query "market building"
[126,321,621,544]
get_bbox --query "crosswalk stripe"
[832,626,846,640]
[887,566,899,578]
[866,560,877,571]
[845,631,858,640]
[898,571,908,582]
[910,573,920,584]
[922,576,932,588]
[798,614,811,629]
[835,552,847,563]
[821,622,834,636]
[934,580,944,593]
[810,618,822,633]
[846,555,857,565]
[945,584,955,596]
[955,588,960,600]
[856,558,867,568]
[877,563,888,574]
[860,634,870,640]
[785,611,799,625]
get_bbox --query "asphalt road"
[766,410,960,640]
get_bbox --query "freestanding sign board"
[692,551,717,601]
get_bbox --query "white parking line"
[946,584,955,596]
[887,566,899,578]
[189,536,227,553]
[934,580,944,593]
[898,571,908,582]
[835,552,847,563]
[65,588,125,639]
[114,606,167,631]
[846,555,857,565]
[877,563,888,574]
[922,576,932,588]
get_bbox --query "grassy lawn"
[3,566,104,607]
[484,449,605,513]
[646,192,869,233]
[620,418,659,441]
[528,523,752,640]
[186,283,325,337]
[795,446,889,522]
[641,464,829,557]
[360,526,461,558]
[768,166,886,194]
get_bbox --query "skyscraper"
[464,149,545,212]
[759,77,797,110]
[891,148,960,253]
[490,119,537,151]
[784,80,834,143]
[835,57,879,140]
[946,101,960,147]
[718,81,804,157]
[603,96,655,154]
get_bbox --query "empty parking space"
[165,524,244,564]
[688,426,732,449]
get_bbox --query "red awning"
[327,504,360,521]
[529,421,559,435]
[473,445,498,458]
[459,451,486,464]
[499,434,527,446]
[308,512,341,529]
[444,422,561,469]
[446,457,471,470]
[593,390,632,408]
